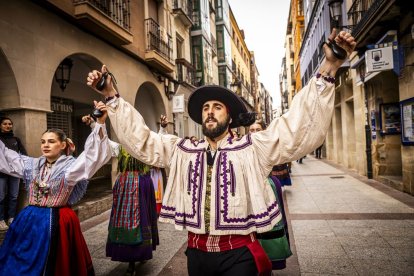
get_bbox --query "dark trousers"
[315,145,323,159]
[0,174,20,220]
[186,246,257,276]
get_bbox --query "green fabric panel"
[118,147,151,174]
[108,226,143,245]
[259,177,292,261]
[259,235,292,261]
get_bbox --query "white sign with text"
[365,46,394,73]
[172,95,185,113]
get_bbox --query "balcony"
[348,0,394,40]
[233,81,254,108]
[241,84,254,108]
[72,0,133,45]
[176,58,196,86]
[144,18,175,73]
[173,0,193,27]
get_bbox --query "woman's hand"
[81,115,94,126]
[87,65,117,98]
[160,114,168,128]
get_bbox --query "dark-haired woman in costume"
[0,103,111,276]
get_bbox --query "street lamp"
[328,0,353,31]
[229,80,241,94]
[326,0,349,60]
[328,0,343,24]
[164,78,180,100]
[54,58,73,92]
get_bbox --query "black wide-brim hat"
[188,85,250,128]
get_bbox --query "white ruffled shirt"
[106,76,334,235]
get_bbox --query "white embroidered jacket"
[107,76,334,235]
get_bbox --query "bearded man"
[89,29,356,275]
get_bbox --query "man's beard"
[202,115,231,139]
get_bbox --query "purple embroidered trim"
[187,161,193,194]
[159,151,204,228]
[229,161,236,196]
[215,151,281,230]
[219,135,252,152]
[316,73,335,84]
[177,139,206,153]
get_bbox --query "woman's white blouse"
[0,123,112,207]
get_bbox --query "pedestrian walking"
[0,117,27,230]
[87,29,356,276]
[315,143,323,159]
[0,103,111,275]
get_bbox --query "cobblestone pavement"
[83,156,414,275]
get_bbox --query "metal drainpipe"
[362,77,373,179]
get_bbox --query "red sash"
[246,240,272,276]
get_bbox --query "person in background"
[250,121,292,188]
[0,117,27,231]
[249,120,292,270]
[271,163,292,187]
[315,143,324,159]
[82,113,168,276]
[0,103,111,275]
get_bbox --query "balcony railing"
[176,58,196,86]
[347,0,388,38]
[241,84,254,107]
[145,18,173,62]
[73,0,130,30]
[173,0,193,26]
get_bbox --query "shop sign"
[51,102,73,113]
[365,45,393,73]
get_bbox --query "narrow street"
[83,155,414,275]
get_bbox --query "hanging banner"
[365,45,394,73]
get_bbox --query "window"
[219,66,227,86]
[216,26,225,62]
[176,33,184,59]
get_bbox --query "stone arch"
[51,53,103,105]
[135,82,166,132]
[49,53,105,153]
[0,48,19,109]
